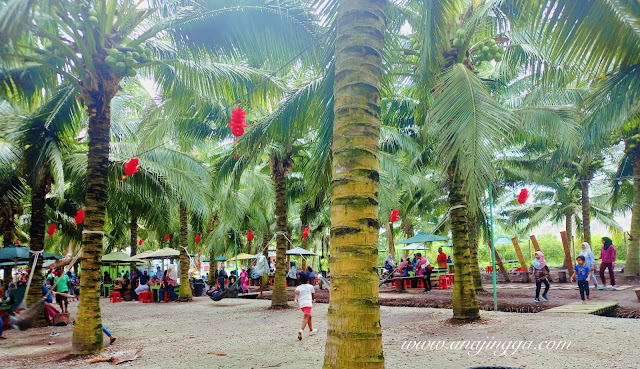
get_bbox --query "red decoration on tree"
[302,227,310,239]
[247,231,253,242]
[163,234,170,242]
[15,240,19,245]
[122,158,139,179]
[228,105,248,141]
[138,239,144,246]
[195,234,201,243]
[47,224,57,237]
[74,209,85,225]
[517,188,529,204]
[390,209,400,223]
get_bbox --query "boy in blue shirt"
[571,255,591,304]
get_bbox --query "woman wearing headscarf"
[597,237,616,290]
[579,242,598,288]
[384,254,395,274]
[531,251,550,302]
[287,261,298,286]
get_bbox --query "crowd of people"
[102,266,178,302]
[529,236,618,303]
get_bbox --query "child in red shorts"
[294,272,316,340]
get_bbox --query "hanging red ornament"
[138,239,144,246]
[74,209,85,225]
[247,231,253,242]
[517,188,529,204]
[228,105,248,141]
[195,234,201,243]
[390,209,400,223]
[15,240,19,245]
[302,227,310,239]
[163,234,170,242]
[47,224,57,237]
[123,158,139,178]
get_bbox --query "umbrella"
[138,248,180,259]
[250,251,276,259]
[286,247,317,256]
[131,250,156,259]
[0,245,63,262]
[122,255,145,263]
[0,260,29,267]
[397,232,449,244]
[214,256,229,262]
[491,236,517,245]
[226,253,254,262]
[101,251,132,263]
[439,242,453,247]
[398,243,430,251]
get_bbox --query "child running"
[293,273,317,340]
[571,255,591,304]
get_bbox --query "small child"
[293,273,317,340]
[571,255,591,304]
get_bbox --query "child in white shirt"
[293,272,316,340]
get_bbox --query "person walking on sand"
[239,266,249,293]
[579,242,598,289]
[531,251,550,302]
[596,237,616,290]
[293,273,317,340]
[571,255,591,304]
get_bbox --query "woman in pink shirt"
[597,237,616,290]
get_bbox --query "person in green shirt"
[53,268,71,313]
[318,256,329,290]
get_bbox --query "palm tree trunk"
[262,232,270,290]
[271,154,290,307]
[129,215,138,273]
[448,161,480,321]
[72,88,117,354]
[2,207,14,284]
[387,222,395,258]
[401,219,413,259]
[468,218,483,291]
[179,203,192,301]
[564,211,572,268]
[25,175,47,325]
[626,148,640,277]
[323,1,386,367]
[580,176,591,247]
[208,247,216,284]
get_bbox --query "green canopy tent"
[0,245,63,281]
[102,250,133,279]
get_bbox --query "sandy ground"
[1,292,639,369]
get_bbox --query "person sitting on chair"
[158,271,177,302]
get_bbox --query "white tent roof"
[398,243,430,251]
[286,247,317,256]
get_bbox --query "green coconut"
[487,39,496,47]
[114,62,126,74]
[456,28,466,38]
[482,46,490,53]
[453,38,464,47]
[104,56,116,66]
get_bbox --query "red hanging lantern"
[47,224,57,237]
[302,227,310,239]
[15,240,19,245]
[138,239,144,246]
[74,209,85,225]
[163,234,170,242]
[195,234,201,243]
[517,188,529,204]
[247,231,253,242]
[122,158,139,179]
[228,105,248,142]
[390,209,400,223]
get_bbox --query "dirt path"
[1,295,639,369]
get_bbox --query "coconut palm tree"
[321,1,386,367]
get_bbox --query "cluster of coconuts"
[452,28,467,48]
[476,38,504,62]
[627,134,640,151]
[104,46,153,77]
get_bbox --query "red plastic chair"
[109,291,122,303]
[446,274,454,284]
[138,291,152,303]
[269,277,275,285]
[417,279,424,289]
[438,276,451,290]
[404,279,412,288]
